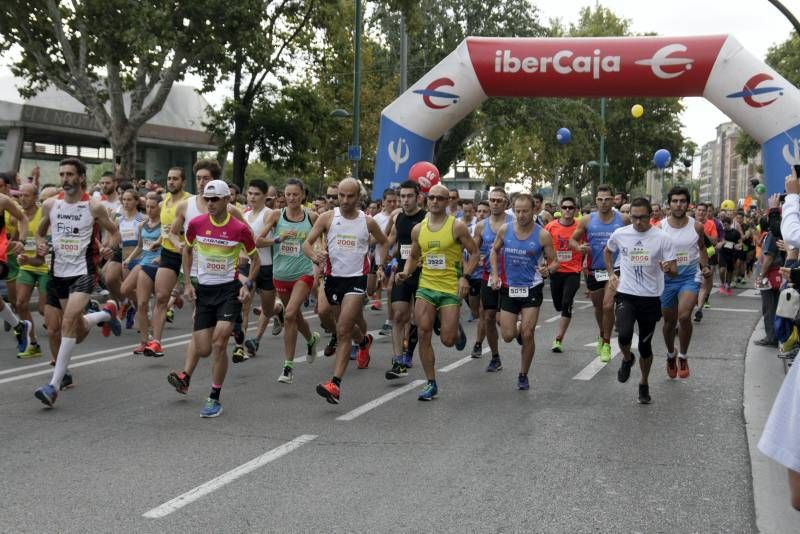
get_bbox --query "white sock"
[0,303,20,328]
[49,337,77,388]
[666,350,676,359]
[678,353,687,360]
[85,310,111,326]
[384,320,392,326]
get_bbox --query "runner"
[474,187,512,371]
[33,158,122,407]
[176,179,259,417]
[489,193,558,390]
[384,180,427,380]
[466,201,490,356]
[372,189,396,336]
[606,197,677,405]
[396,183,478,401]
[308,178,388,404]
[659,187,712,379]
[116,189,146,328]
[15,183,48,358]
[545,196,583,352]
[716,216,742,296]
[693,202,718,322]
[127,194,162,354]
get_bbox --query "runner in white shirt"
[372,189,396,336]
[604,197,677,405]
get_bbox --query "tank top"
[118,211,145,248]
[50,193,99,277]
[395,209,426,272]
[481,214,514,280]
[545,219,582,274]
[587,211,624,270]
[139,221,162,266]
[246,206,272,267]
[21,207,49,274]
[183,196,204,277]
[661,216,701,281]
[325,208,370,277]
[418,215,462,295]
[501,223,543,289]
[160,191,191,252]
[273,208,313,281]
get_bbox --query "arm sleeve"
[184,220,196,247]
[781,194,800,247]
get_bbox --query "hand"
[489,274,502,290]
[312,250,327,266]
[36,239,48,257]
[608,272,619,287]
[17,254,28,265]
[579,243,590,254]
[660,261,672,273]
[458,277,469,298]
[768,193,781,209]
[778,239,787,252]
[9,241,23,256]
[734,243,742,251]
[280,229,297,240]
[100,246,113,260]
[238,285,251,303]
[538,264,550,277]
[31,165,40,179]
[184,284,196,303]
[788,174,800,195]
[781,266,791,281]
[395,270,408,283]
[376,268,385,286]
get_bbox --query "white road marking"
[438,355,475,373]
[737,289,761,298]
[703,307,758,313]
[142,434,317,518]
[336,380,426,421]
[573,334,638,381]
[578,302,594,310]
[545,314,561,323]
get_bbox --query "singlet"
[246,206,273,267]
[395,209,426,272]
[661,216,701,282]
[373,210,392,264]
[50,193,99,278]
[183,196,204,277]
[586,211,624,270]
[160,191,191,252]
[480,214,514,280]
[324,208,370,277]
[545,219,582,274]
[272,208,313,282]
[418,215,462,295]
[185,213,256,286]
[501,223,544,289]
[139,221,162,266]
[118,211,145,249]
[21,207,49,274]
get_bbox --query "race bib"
[556,250,573,262]
[202,255,232,273]
[593,270,609,282]
[676,251,689,266]
[58,237,81,258]
[279,241,301,257]
[400,244,412,260]
[334,234,358,251]
[425,253,446,270]
[508,286,529,298]
[142,238,158,251]
[630,249,650,266]
[162,224,172,237]
[24,236,37,253]
[723,241,734,250]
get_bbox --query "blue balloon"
[653,148,672,169]
[556,127,571,144]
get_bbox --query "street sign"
[348,145,362,161]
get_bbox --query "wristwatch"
[245,279,254,290]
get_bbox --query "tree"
[0,0,259,179]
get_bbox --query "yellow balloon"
[631,104,644,118]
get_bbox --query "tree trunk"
[231,110,250,190]
[112,136,137,183]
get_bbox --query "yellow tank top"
[4,200,21,238]
[160,191,191,252]
[20,206,49,274]
[418,215,462,295]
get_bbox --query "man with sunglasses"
[606,197,677,405]
[570,185,628,363]
[325,185,339,210]
[545,197,583,353]
[447,190,462,218]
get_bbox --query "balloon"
[720,199,736,211]
[653,149,672,169]
[408,161,441,193]
[755,183,766,195]
[556,127,571,144]
[553,211,562,219]
[631,104,644,118]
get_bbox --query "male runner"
[396,184,478,401]
[545,197,583,352]
[308,178,388,404]
[693,202,718,321]
[606,197,677,405]
[372,189,396,335]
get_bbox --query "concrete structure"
[698,141,715,204]
[0,77,216,184]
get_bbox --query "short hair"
[399,180,419,194]
[461,199,474,207]
[168,166,186,180]
[478,200,490,209]
[59,157,87,177]
[597,185,614,196]
[118,181,134,192]
[532,192,544,202]
[285,177,306,195]
[630,196,652,215]
[560,196,577,206]
[248,179,268,194]
[667,186,690,203]
[489,187,508,199]
[382,188,397,199]
[513,193,535,209]
[616,191,629,201]
[193,158,222,179]
[0,171,15,187]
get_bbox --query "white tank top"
[325,208,370,277]
[183,196,203,277]
[51,196,96,277]
[661,216,701,281]
[246,206,272,266]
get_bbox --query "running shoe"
[666,355,678,379]
[455,323,467,351]
[86,299,100,314]
[117,301,128,320]
[693,309,703,323]
[370,300,382,311]
[277,366,293,384]
[385,359,408,380]
[132,342,147,355]
[357,334,373,369]
[517,374,530,391]
[599,343,612,363]
[144,339,164,358]
[252,306,262,316]
[166,308,175,323]
[418,382,438,401]
[17,342,41,359]
[232,345,248,363]
[324,335,337,357]
[486,356,503,372]
[100,301,121,337]
[617,355,635,383]
[13,319,31,354]
[703,301,711,309]
[244,337,259,357]
[399,353,413,369]
[272,305,285,336]
[34,383,58,407]
[232,322,245,345]
[349,343,358,360]
[59,372,73,390]
[200,398,223,418]
[471,342,483,358]
[677,357,690,379]
[125,305,136,329]
[307,332,320,363]
[551,340,563,353]
[638,383,651,404]
[167,370,190,394]
[379,322,392,336]
[316,380,340,404]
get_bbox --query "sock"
[210,384,222,400]
[49,337,77,388]
[492,353,500,359]
[678,353,687,360]
[556,336,563,342]
[602,337,610,345]
[667,350,676,359]
[283,360,294,369]
[519,373,527,378]
[0,304,20,328]
[84,311,111,326]
[332,376,341,387]
[427,379,436,386]
[384,320,392,326]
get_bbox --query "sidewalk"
[743,321,798,533]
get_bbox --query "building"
[0,77,216,185]
[697,141,715,204]
[697,121,762,207]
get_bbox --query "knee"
[677,311,692,324]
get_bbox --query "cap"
[203,180,231,198]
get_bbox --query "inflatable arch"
[373,35,800,199]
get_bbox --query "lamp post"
[350,0,363,180]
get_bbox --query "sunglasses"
[560,205,576,210]
[428,195,449,202]
[205,197,224,203]
[489,198,505,203]
[327,195,337,199]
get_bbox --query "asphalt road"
[0,284,764,532]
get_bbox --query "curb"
[743,320,798,533]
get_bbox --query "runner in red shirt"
[545,197,583,352]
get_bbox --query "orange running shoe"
[357,334,373,369]
[677,357,690,379]
[666,356,677,379]
[316,380,340,404]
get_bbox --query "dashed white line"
[336,380,426,421]
[572,334,638,381]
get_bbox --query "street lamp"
[330,108,361,180]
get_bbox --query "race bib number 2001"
[279,241,301,257]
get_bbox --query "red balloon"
[408,161,441,193]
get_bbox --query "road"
[0,285,765,532]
